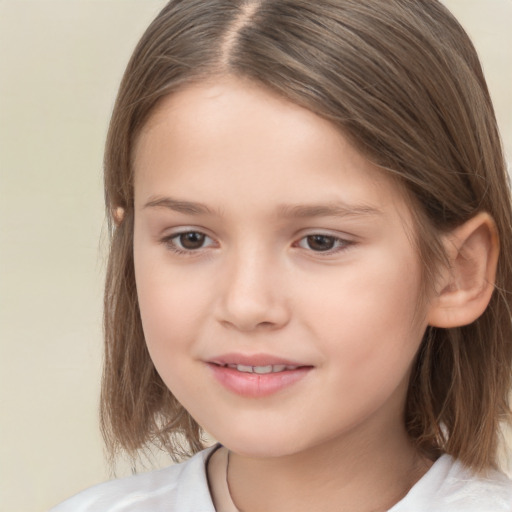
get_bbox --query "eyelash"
[161,231,216,255]
[294,234,352,253]
[160,231,353,256]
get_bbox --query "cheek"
[133,259,212,406]
[133,240,209,360]
[306,248,426,379]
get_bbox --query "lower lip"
[207,364,312,398]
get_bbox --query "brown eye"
[296,234,350,254]
[305,235,336,251]
[178,232,206,250]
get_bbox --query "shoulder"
[391,454,512,512]
[49,446,218,512]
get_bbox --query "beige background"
[0,1,511,511]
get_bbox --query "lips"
[206,353,312,398]
[217,363,301,374]
[209,352,305,368]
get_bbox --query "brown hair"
[101,0,512,471]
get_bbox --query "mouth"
[212,363,304,374]
[206,356,313,398]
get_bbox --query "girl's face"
[133,77,432,458]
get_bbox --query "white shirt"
[50,445,512,511]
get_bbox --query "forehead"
[135,76,350,168]
[133,76,411,222]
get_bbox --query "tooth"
[253,365,273,374]
[236,364,253,373]
[232,364,297,374]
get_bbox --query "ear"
[112,206,125,226]
[427,212,499,328]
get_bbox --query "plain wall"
[0,1,511,510]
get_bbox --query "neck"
[226,418,431,512]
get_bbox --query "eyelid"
[293,231,356,255]
[160,228,218,255]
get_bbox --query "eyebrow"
[143,196,216,215]
[277,202,382,219]
[143,196,382,219]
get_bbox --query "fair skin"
[132,76,497,512]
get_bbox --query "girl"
[52,0,512,510]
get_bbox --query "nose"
[215,248,290,332]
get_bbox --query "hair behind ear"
[406,213,510,473]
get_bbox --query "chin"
[212,427,309,459]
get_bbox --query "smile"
[207,359,312,398]
[221,364,301,374]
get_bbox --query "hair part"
[101,0,512,471]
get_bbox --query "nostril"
[256,321,274,328]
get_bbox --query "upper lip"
[208,353,309,368]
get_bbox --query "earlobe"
[112,206,125,226]
[427,212,499,328]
